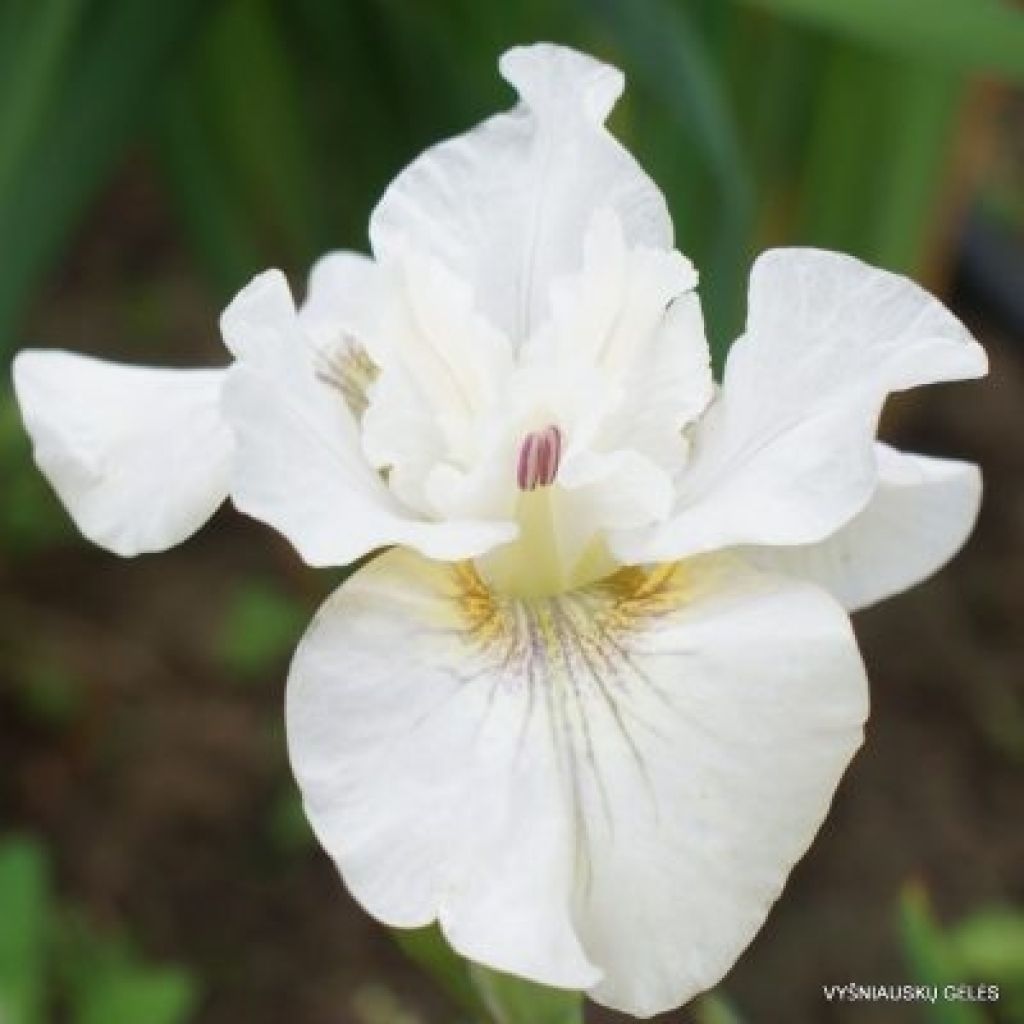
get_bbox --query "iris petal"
[738,443,982,611]
[221,271,516,567]
[12,350,230,556]
[369,44,672,346]
[287,547,868,1015]
[614,248,987,564]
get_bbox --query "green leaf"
[193,0,321,266]
[216,580,308,681]
[736,0,1024,83]
[469,965,583,1024]
[868,63,961,274]
[694,990,747,1024]
[152,77,264,296]
[590,0,749,199]
[0,837,51,1024]
[72,968,197,1024]
[796,43,892,256]
[948,908,1024,982]
[0,0,214,351]
[0,387,70,552]
[391,925,484,1018]
[393,927,584,1024]
[899,882,987,1024]
[265,786,315,857]
[0,0,84,201]
[794,39,966,277]
[729,13,824,208]
[0,0,33,93]
[61,918,198,1024]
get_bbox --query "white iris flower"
[12,43,987,1018]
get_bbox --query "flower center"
[516,425,562,491]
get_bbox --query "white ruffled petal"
[739,443,982,611]
[220,268,301,362]
[359,249,514,505]
[287,548,868,1015]
[615,248,988,564]
[299,250,388,356]
[288,550,600,988]
[221,271,515,566]
[12,350,230,556]
[303,249,518,520]
[370,44,672,345]
[557,448,674,538]
[527,209,711,473]
[608,290,712,471]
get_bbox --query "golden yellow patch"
[448,559,687,676]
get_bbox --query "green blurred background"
[1,1,1023,1022]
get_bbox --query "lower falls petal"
[286,547,869,1016]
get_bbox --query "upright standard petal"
[12,350,230,556]
[527,208,711,471]
[287,548,868,1016]
[739,443,982,612]
[369,44,672,344]
[299,250,386,355]
[615,248,988,564]
[221,271,515,567]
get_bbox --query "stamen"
[315,338,378,421]
[516,425,562,491]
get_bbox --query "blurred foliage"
[392,924,485,1019]
[901,882,1024,1023]
[0,387,70,553]
[264,785,316,857]
[692,991,747,1024]
[950,912,1024,988]
[0,836,47,1024]
[350,984,426,1024]
[14,654,84,731]
[469,965,582,1024]
[0,0,210,349]
[0,0,1021,363]
[59,918,197,1024]
[394,922,742,1023]
[395,923,583,1022]
[0,835,199,1024]
[735,0,1024,79]
[216,577,308,681]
